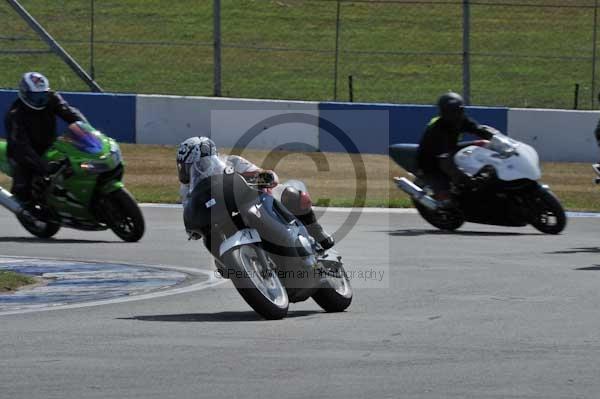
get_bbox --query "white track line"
[140,203,600,217]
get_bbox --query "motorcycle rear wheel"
[17,210,60,239]
[528,188,566,234]
[223,244,289,320]
[413,199,464,231]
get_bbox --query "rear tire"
[528,188,566,234]
[102,188,145,242]
[312,263,352,313]
[222,244,289,320]
[413,199,464,231]
[17,211,60,239]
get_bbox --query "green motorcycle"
[0,122,145,242]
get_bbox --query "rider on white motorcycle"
[417,92,498,198]
[176,137,335,251]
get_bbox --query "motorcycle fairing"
[455,139,541,182]
[219,228,262,256]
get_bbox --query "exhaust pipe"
[393,177,439,210]
[0,186,23,214]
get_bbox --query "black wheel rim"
[116,215,136,236]
[104,199,138,239]
[534,197,560,227]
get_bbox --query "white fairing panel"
[219,228,262,256]
[454,137,541,181]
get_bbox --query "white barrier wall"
[508,108,600,162]
[136,95,319,150]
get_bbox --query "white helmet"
[18,72,50,110]
[176,136,217,184]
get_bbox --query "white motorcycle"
[390,132,567,234]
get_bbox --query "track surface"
[2,207,600,398]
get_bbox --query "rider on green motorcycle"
[3,72,86,209]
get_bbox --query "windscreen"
[190,155,228,190]
[63,122,103,154]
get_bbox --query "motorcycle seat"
[389,143,419,174]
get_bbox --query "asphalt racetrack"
[2,205,600,398]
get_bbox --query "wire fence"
[0,0,598,109]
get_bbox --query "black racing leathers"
[417,116,494,191]
[4,92,84,201]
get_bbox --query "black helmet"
[18,72,50,110]
[437,92,465,125]
[176,136,217,184]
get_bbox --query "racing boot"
[297,210,335,250]
[281,186,335,250]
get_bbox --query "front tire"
[413,199,464,231]
[312,262,352,312]
[528,188,566,234]
[102,188,145,242]
[222,244,289,320]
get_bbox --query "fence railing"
[1,0,599,109]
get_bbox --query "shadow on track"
[0,236,118,244]
[575,265,600,271]
[385,229,539,237]
[120,310,324,322]
[548,247,600,255]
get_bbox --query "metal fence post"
[333,0,341,101]
[462,0,471,105]
[90,0,95,80]
[5,0,102,92]
[213,0,222,97]
[592,0,598,109]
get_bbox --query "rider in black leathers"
[177,137,335,252]
[4,72,85,206]
[417,92,496,196]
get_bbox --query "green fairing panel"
[46,135,120,209]
[0,140,12,176]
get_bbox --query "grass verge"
[0,271,35,293]
[0,144,598,211]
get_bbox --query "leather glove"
[256,171,276,187]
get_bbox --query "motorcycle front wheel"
[222,244,289,320]
[528,187,566,234]
[102,188,145,242]
[312,261,352,313]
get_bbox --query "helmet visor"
[177,161,191,184]
[26,91,49,109]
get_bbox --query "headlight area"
[79,161,115,173]
[109,141,122,164]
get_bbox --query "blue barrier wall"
[0,89,511,154]
[318,102,509,154]
[0,90,136,143]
